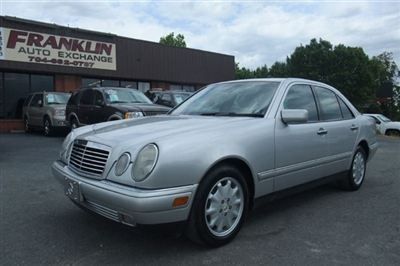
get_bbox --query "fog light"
[172,196,189,208]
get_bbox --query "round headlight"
[115,152,131,176]
[132,144,158,182]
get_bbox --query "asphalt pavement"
[1,132,399,265]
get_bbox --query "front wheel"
[338,147,367,191]
[70,117,79,130]
[385,129,400,137]
[185,165,249,247]
[24,117,30,133]
[43,117,53,136]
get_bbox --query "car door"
[274,83,328,191]
[29,93,43,126]
[313,86,358,174]
[78,89,94,125]
[90,90,106,124]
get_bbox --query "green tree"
[159,32,186,48]
[268,62,289,77]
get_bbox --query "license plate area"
[64,178,81,201]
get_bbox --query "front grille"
[144,110,167,116]
[68,140,110,178]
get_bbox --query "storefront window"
[82,78,101,87]
[183,85,195,92]
[31,74,54,93]
[120,80,138,89]
[138,82,150,93]
[101,79,119,87]
[170,84,183,91]
[4,73,29,119]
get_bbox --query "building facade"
[0,16,235,132]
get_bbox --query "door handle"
[350,124,359,131]
[317,128,328,135]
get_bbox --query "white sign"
[0,27,116,70]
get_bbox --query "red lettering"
[26,33,44,47]
[6,30,28,48]
[58,37,72,50]
[71,40,84,52]
[42,36,57,49]
[100,43,112,56]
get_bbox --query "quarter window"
[30,94,43,107]
[337,97,354,119]
[283,84,319,122]
[314,86,342,121]
[80,90,94,105]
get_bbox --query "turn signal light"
[172,196,189,208]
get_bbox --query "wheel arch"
[358,140,370,160]
[200,156,256,209]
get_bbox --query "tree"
[268,62,289,77]
[159,32,186,48]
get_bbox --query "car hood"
[75,115,255,147]
[108,103,170,113]
[385,121,400,129]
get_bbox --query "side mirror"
[376,120,381,125]
[38,100,43,107]
[281,109,308,124]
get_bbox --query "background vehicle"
[364,114,400,136]
[23,92,70,136]
[54,78,378,247]
[66,87,170,129]
[153,91,192,107]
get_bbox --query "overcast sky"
[1,0,399,69]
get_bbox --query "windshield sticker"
[109,94,119,102]
[47,94,55,102]
[105,89,117,95]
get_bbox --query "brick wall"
[55,75,82,93]
[0,119,24,133]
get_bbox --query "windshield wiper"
[111,101,130,104]
[199,112,264,117]
[48,102,63,104]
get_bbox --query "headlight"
[124,112,143,119]
[115,152,131,176]
[55,109,65,116]
[132,144,158,182]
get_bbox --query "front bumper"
[52,160,197,225]
[52,116,69,128]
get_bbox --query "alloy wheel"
[352,151,365,185]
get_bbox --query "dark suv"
[66,87,170,129]
[153,91,192,107]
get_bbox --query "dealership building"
[0,16,235,132]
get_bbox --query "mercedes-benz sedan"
[52,78,378,247]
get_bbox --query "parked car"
[53,78,378,247]
[23,92,71,136]
[153,91,192,107]
[66,87,170,129]
[364,113,400,136]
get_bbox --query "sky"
[0,0,399,69]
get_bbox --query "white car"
[364,114,400,136]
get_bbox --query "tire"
[385,129,400,137]
[185,164,249,247]
[338,146,367,191]
[24,117,31,133]
[43,117,53,136]
[70,117,79,130]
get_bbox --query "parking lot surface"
[1,133,399,265]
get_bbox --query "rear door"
[78,89,94,125]
[274,83,328,190]
[312,86,357,174]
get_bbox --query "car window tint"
[337,97,354,119]
[80,90,94,105]
[283,84,318,122]
[94,91,104,106]
[30,94,43,107]
[314,86,342,121]
[23,95,33,107]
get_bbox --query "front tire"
[385,129,400,137]
[70,117,79,130]
[185,165,249,247]
[338,146,367,191]
[24,117,31,133]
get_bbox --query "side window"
[68,92,79,106]
[314,86,342,121]
[161,94,172,102]
[23,95,33,107]
[283,84,319,122]
[79,90,94,105]
[337,97,354,119]
[30,94,43,107]
[94,91,105,106]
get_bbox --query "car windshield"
[378,115,391,122]
[46,93,70,104]
[173,93,191,104]
[171,81,280,117]
[104,88,152,104]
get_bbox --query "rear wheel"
[43,117,53,136]
[24,117,30,133]
[185,165,249,247]
[338,146,367,191]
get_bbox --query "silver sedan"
[52,78,378,247]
